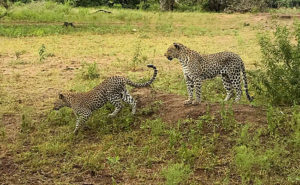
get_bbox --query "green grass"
[0,1,262,37]
[0,2,300,184]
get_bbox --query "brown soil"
[132,88,266,125]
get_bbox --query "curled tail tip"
[248,96,254,102]
[147,64,156,69]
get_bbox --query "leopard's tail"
[241,63,253,102]
[126,64,158,87]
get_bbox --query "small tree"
[160,0,175,11]
[250,25,300,105]
[0,0,9,9]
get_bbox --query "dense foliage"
[250,26,300,105]
[3,0,300,11]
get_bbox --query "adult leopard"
[164,43,253,105]
[53,64,157,134]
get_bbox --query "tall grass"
[0,1,251,37]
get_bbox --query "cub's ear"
[173,43,181,50]
[59,93,64,99]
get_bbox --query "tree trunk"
[160,0,175,11]
[0,0,9,9]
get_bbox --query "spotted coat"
[164,43,253,105]
[53,64,158,134]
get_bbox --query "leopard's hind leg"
[230,74,242,102]
[221,73,234,101]
[122,89,136,115]
[108,94,123,117]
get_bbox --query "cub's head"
[164,43,185,61]
[53,93,70,110]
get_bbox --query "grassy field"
[0,2,299,184]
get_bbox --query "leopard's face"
[53,93,69,110]
[164,43,183,61]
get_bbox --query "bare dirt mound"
[132,88,266,124]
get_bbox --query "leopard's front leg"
[184,75,194,105]
[193,78,202,105]
[74,110,91,135]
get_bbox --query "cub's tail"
[126,64,158,87]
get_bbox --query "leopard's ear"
[173,43,181,50]
[59,93,64,100]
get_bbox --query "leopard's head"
[164,43,185,61]
[53,93,70,110]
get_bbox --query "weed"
[107,156,120,165]
[0,124,5,139]
[38,140,69,157]
[167,128,182,149]
[9,59,28,65]
[47,107,74,126]
[234,145,256,183]
[238,124,250,145]
[21,111,33,133]
[220,102,236,130]
[75,151,105,171]
[177,144,198,166]
[15,50,26,59]
[140,100,162,116]
[78,62,100,80]
[141,118,165,136]
[38,44,46,62]
[107,155,123,174]
[130,40,146,71]
[290,106,300,148]
[162,163,191,185]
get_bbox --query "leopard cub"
[53,64,157,134]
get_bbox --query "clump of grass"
[78,62,100,80]
[0,124,6,139]
[21,112,33,133]
[38,140,69,157]
[140,118,165,136]
[15,50,26,59]
[47,107,74,126]
[74,151,105,171]
[220,102,236,130]
[162,163,191,185]
[233,145,280,184]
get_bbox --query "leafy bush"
[162,163,191,185]
[234,145,276,183]
[250,25,300,105]
[181,0,300,12]
[53,0,142,8]
[79,62,100,80]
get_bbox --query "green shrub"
[38,44,46,62]
[234,145,277,183]
[141,118,165,136]
[46,107,74,126]
[21,112,32,133]
[162,163,191,185]
[250,25,300,105]
[79,62,100,80]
